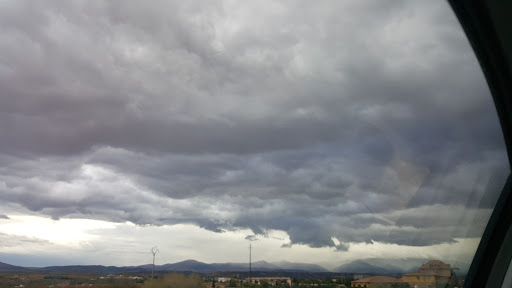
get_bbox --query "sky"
[0,0,508,270]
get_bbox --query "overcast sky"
[0,0,508,269]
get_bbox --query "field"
[0,271,145,288]
[0,271,355,287]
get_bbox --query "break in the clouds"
[0,0,508,266]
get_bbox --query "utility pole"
[249,243,252,285]
[150,246,159,279]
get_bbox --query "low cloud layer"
[0,0,508,263]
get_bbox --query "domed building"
[402,260,458,288]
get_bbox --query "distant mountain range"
[0,259,328,274]
[0,258,469,276]
[334,258,426,274]
[148,259,329,273]
[333,258,470,277]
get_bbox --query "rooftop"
[352,276,402,283]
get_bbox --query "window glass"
[0,0,507,286]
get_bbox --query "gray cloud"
[0,0,508,253]
[245,235,259,242]
[0,232,50,247]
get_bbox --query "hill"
[154,260,327,273]
[334,258,470,276]
[272,261,329,273]
[0,262,27,271]
[0,259,330,274]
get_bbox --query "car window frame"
[448,1,512,287]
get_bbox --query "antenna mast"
[249,243,252,284]
[150,246,159,279]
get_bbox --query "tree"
[229,279,238,287]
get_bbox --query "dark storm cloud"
[0,0,508,250]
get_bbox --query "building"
[402,260,457,288]
[250,277,292,286]
[354,274,375,280]
[351,276,402,287]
